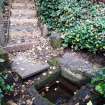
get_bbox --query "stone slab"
[10,18,38,24]
[12,3,35,9]
[58,52,101,85]
[28,86,54,105]
[12,55,50,79]
[11,9,36,16]
[4,42,36,53]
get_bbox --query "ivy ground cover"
[37,0,105,53]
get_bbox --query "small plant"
[0,48,13,104]
[48,58,60,67]
[91,68,105,97]
[0,73,14,105]
[0,0,5,13]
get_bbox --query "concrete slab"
[12,55,50,79]
[58,52,101,85]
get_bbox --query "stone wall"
[0,18,6,46]
[0,1,9,47]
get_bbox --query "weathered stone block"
[12,55,50,79]
[28,86,54,105]
[0,47,9,71]
[58,52,101,85]
[49,32,62,49]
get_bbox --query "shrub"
[0,0,5,13]
[0,73,14,104]
[37,0,105,53]
[37,0,60,30]
[91,68,105,97]
[63,2,105,53]
[0,50,13,104]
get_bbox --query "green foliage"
[37,0,105,53]
[37,0,60,30]
[0,73,14,104]
[0,48,13,104]
[91,68,105,97]
[48,58,60,67]
[0,0,5,13]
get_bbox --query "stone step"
[11,9,36,16]
[10,18,38,25]
[13,0,34,3]
[10,20,37,27]
[8,26,41,45]
[9,32,41,43]
[10,23,37,31]
[9,24,36,33]
[9,28,41,44]
[4,42,37,53]
[11,55,50,79]
[12,3,35,9]
[9,31,34,39]
[11,15,35,20]
[10,14,36,19]
[58,52,101,85]
[8,38,36,45]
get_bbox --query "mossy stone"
[48,58,60,67]
[49,32,62,49]
[50,40,62,49]
[0,47,9,71]
[0,47,8,59]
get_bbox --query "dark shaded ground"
[0,0,9,47]
[64,48,105,67]
[68,84,105,105]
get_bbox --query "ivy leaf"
[62,43,68,48]
[95,82,105,96]
[87,100,93,105]
[0,58,5,63]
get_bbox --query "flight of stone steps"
[5,0,40,52]
[4,0,62,79]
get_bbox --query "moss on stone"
[0,47,9,62]
[0,47,9,71]
[43,98,55,105]
[50,39,62,49]
[48,58,60,67]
